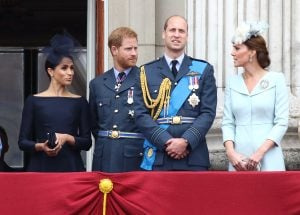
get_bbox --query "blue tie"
[117,72,126,84]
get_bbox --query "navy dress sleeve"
[18,95,37,152]
[73,98,92,150]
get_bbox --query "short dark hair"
[244,35,270,69]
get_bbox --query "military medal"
[188,93,200,108]
[115,83,121,91]
[260,79,269,89]
[188,76,200,90]
[187,74,200,108]
[128,110,134,118]
[188,77,194,90]
[127,87,134,104]
[193,76,199,89]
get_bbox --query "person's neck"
[243,63,266,80]
[165,50,184,60]
[114,64,131,73]
[46,84,69,97]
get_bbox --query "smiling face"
[48,57,74,86]
[162,16,188,57]
[111,37,138,71]
[231,43,255,67]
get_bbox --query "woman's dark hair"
[244,35,270,69]
[43,31,79,79]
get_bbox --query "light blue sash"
[140,60,207,170]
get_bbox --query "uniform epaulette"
[141,57,161,67]
[189,57,211,66]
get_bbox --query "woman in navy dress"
[18,33,92,172]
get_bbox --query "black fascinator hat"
[42,31,81,73]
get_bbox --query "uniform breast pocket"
[122,98,135,121]
[97,98,111,117]
[180,92,201,117]
[148,85,160,98]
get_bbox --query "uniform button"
[113,125,118,129]
[174,82,178,85]
[114,109,119,113]
[99,103,102,106]
[139,152,143,156]
[116,95,120,98]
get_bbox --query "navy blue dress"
[18,95,92,172]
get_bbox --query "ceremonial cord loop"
[140,66,171,120]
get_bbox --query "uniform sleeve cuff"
[151,127,172,151]
[182,127,202,150]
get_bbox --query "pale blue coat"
[222,71,289,171]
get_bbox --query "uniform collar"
[113,67,132,80]
[164,53,185,71]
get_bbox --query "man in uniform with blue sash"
[89,27,144,172]
[134,15,217,171]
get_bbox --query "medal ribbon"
[140,60,207,170]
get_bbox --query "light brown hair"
[108,27,137,50]
[163,15,188,31]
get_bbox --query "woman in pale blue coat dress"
[222,22,289,171]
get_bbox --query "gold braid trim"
[140,66,171,120]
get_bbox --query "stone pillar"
[107,0,155,67]
[154,0,186,56]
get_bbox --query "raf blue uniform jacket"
[89,66,144,172]
[134,55,217,170]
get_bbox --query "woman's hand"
[35,133,75,157]
[226,149,248,171]
[35,140,60,157]
[246,151,263,171]
[51,133,75,154]
[247,139,275,171]
[224,140,247,171]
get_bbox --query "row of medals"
[188,76,200,108]
[115,83,134,117]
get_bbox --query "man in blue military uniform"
[134,15,217,171]
[89,27,144,172]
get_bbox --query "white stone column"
[107,0,156,67]
[269,0,283,73]
[292,0,300,96]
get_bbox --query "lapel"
[156,57,175,80]
[230,74,249,95]
[250,72,275,96]
[118,66,138,93]
[230,73,275,96]
[176,55,192,81]
[103,68,117,91]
